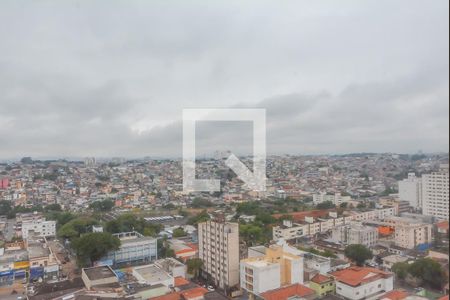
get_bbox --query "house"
[309,273,335,297]
[259,283,317,300]
[330,266,393,300]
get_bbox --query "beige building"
[198,220,239,291]
[422,164,449,220]
[385,216,432,249]
[240,245,303,296]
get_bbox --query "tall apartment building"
[240,245,303,296]
[198,220,239,291]
[398,173,422,209]
[422,164,449,220]
[331,224,378,247]
[384,216,432,249]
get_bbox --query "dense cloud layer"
[0,0,448,158]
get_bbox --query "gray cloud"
[0,0,448,158]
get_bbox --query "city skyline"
[0,0,448,158]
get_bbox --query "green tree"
[316,201,336,210]
[72,232,120,267]
[191,198,213,208]
[392,262,410,280]
[57,217,98,240]
[44,203,62,212]
[172,228,187,238]
[187,210,210,225]
[240,223,264,246]
[89,199,114,212]
[186,258,203,279]
[408,258,447,289]
[344,244,373,266]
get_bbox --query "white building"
[331,267,394,300]
[198,220,239,290]
[313,192,351,206]
[22,219,56,239]
[272,207,396,242]
[101,231,157,266]
[240,245,303,296]
[422,164,449,220]
[398,173,422,209]
[331,223,378,247]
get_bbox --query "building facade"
[331,267,393,300]
[422,164,449,220]
[21,219,56,239]
[398,173,422,209]
[240,246,303,296]
[331,224,378,247]
[198,220,239,291]
[101,231,157,267]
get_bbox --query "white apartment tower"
[422,164,449,220]
[398,173,422,209]
[198,220,240,291]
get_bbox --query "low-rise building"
[240,245,304,296]
[381,255,409,271]
[81,265,119,290]
[101,231,157,267]
[259,283,317,300]
[309,273,335,297]
[331,267,393,300]
[331,223,378,247]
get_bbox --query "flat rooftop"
[134,265,171,283]
[83,266,117,280]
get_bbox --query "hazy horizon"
[0,1,448,158]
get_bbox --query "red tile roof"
[311,273,333,284]
[260,284,316,300]
[330,267,392,287]
[438,296,449,300]
[150,292,180,300]
[437,221,449,230]
[180,287,208,299]
[174,276,190,287]
[381,289,409,300]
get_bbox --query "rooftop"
[134,264,172,283]
[83,266,117,281]
[330,267,392,287]
[260,283,316,300]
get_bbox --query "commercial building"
[101,231,157,267]
[422,164,449,220]
[198,220,239,291]
[331,267,393,300]
[81,265,119,290]
[240,245,303,296]
[331,223,378,247]
[27,234,59,281]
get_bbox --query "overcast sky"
[0,0,448,159]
